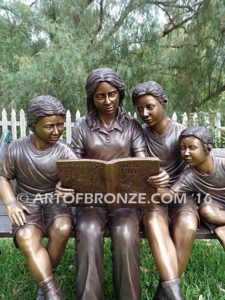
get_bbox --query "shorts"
[142,194,199,226]
[13,201,73,238]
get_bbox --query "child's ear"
[161,100,167,108]
[208,144,213,153]
[204,144,213,154]
[28,125,34,132]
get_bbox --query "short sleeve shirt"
[171,157,225,207]
[0,135,77,199]
[143,120,186,185]
[70,116,147,161]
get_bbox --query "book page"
[57,159,107,194]
[57,158,160,208]
[110,158,160,208]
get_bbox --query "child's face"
[135,95,166,129]
[32,115,64,149]
[179,136,208,167]
[93,82,119,117]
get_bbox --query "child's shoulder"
[213,155,225,170]
[8,136,30,149]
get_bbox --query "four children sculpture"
[0,68,224,300]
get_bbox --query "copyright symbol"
[17,193,28,203]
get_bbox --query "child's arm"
[0,176,30,226]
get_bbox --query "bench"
[0,202,217,239]
[0,131,224,240]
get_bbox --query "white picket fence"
[0,108,224,145]
[0,109,80,144]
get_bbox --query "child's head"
[179,127,213,167]
[132,81,168,108]
[27,95,66,129]
[132,81,168,128]
[27,96,66,147]
[179,127,213,154]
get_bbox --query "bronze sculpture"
[0,96,76,300]
[132,81,199,300]
[68,68,169,300]
[172,126,225,250]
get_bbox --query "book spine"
[106,163,114,194]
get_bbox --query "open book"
[57,157,160,208]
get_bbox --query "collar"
[90,118,123,133]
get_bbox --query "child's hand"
[55,181,75,202]
[147,168,169,188]
[6,201,30,226]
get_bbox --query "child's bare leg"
[214,226,225,250]
[47,216,72,269]
[143,211,179,281]
[200,203,225,225]
[16,225,52,282]
[171,211,198,275]
[200,203,225,250]
[16,225,63,299]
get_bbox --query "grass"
[0,238,225,299]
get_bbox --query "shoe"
[161,278,184,300]
[39,276,64,300]
[45,289,64,300]
[36,285,45,300]
[153,281,166,300]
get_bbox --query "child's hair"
[132,81,168,107]
[179,126,214,153]
[27,95,66,128]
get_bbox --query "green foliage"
[162,0,225,113]
[0,0,224,117]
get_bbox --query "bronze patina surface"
[0,96,76,299]
[132,81,199,299]
[70,68,147,300]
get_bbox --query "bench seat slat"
[0,203,215,239]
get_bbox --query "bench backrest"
[211,148,225,157]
